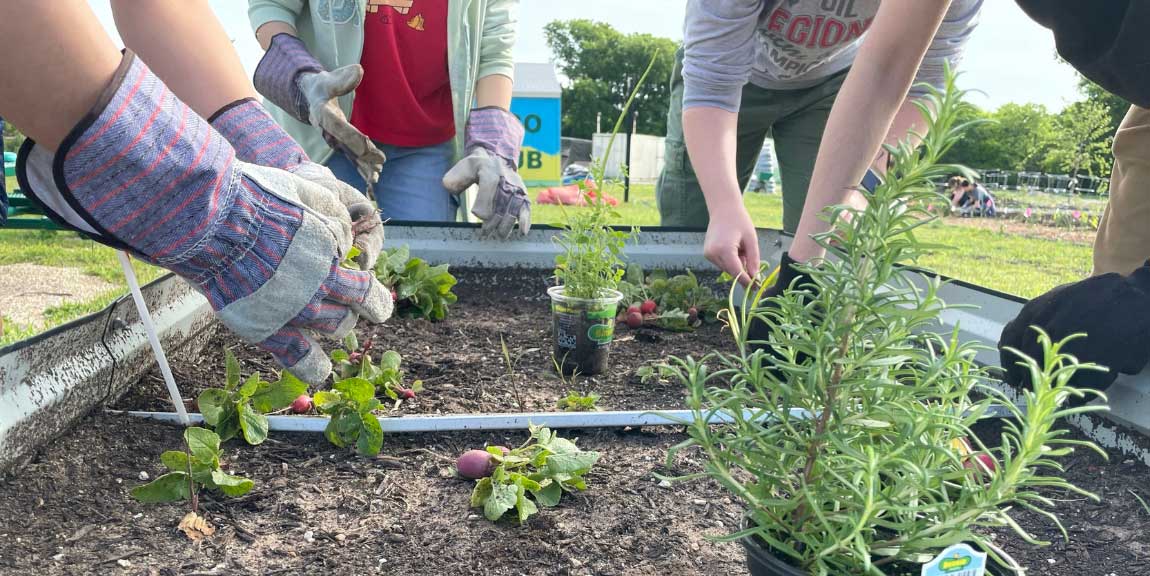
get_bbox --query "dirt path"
[943,216,1097,245]
[0,264,115,328]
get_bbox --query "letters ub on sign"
[510,97,561,187]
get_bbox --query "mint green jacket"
[248,0,518,164]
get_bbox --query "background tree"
[942,103,1056,172]
[1077,75,1128,137]
[545,20,677,139]
[1046,98,1113,178]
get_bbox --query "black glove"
[746,252,819,363]
[998,261,1150,393]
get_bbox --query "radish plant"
[331,336,423,401]
[314,376,384,457]
[663,67,1108,574]
[131,426,253,503]
[197,350,308,445]
[466,425,600,523]
[374,244,458,321]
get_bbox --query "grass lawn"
[991,188,1109,212]
[0,229,162,345]
[535,183,1092,299]
[0,181,1092,346]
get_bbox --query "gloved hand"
[17,53,392,384]
[998,261,1150,394]
[745,252,819,365]
[253,33,386,188]
[442,107,531,238]
[210,98,384,271]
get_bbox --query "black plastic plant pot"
[741,535,807,576]
[741,533,1004,576]
[548,285,623,376]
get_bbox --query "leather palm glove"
[17,53,392,384]
[442,107,531,239]
[253,33,387,188]
[998,261,1150,393]
[210,98,384,271]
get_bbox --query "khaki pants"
[1094,105,1150,276]
[656,48,848,232]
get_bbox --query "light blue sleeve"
[681,0,763,113]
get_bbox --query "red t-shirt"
[350,0,455,147]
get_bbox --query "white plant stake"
[118,251,188,426]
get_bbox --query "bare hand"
[703,207,760,287]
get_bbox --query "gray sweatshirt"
[683,0,983,112]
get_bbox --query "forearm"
[475,74,513,110]
[873,100,927,174]
[256,21,299,50]
[0,1,120,150]
[112,0,255,118]
[790,0,950,262]
[683,107,743,218]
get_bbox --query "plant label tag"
[921,543,987,576]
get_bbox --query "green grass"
[534,183,1091,299]
[0,229,161,346]
[991,188,1108,211]
[0,181,1094,347]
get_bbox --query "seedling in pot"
[197,350,308,445]
[460,425,600,523]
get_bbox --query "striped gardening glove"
[254,33,386,188]
[443,107,531,239]
[209,97,384,271]
[15,52,391,384]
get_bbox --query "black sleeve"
[1015,0,1150,107]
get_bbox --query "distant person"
[247,0,530,236]
[951,177,996,217]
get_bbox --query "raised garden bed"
[0,268,1147,575]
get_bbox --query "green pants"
[656,48,848,232]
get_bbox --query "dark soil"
[115,268,736,417]
[0,268,1147,575]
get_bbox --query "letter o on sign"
[523,114,542,134]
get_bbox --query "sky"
[88,0,1084,113]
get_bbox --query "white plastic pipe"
[118,408,793,433]
[117,404,1013,434]
[118,251,189,426]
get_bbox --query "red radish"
[640,300,657,314]
[625,311,643,328]
[627,304,641,315]
[964,452,997,478]
[390,288,398,303]
[291,394,312,414]
[399,388,416,400]
[457,449,497,479]
[687,306,699,322]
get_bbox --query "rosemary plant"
[665,68,1108,575]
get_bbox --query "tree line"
[546,20,1125,182]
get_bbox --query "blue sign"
[921,543,987,576]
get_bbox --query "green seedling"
[467,425,600,523]
[197,350,307,445]
[556,391,600,412]
[314,376,384,457]
[131,427,253,504]
[375,244,458,321]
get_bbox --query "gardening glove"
[998,261,1150,395]
[15,53,392,385]
[253,33,386,188]
[210,98,384,271]
[442,107,531,239]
